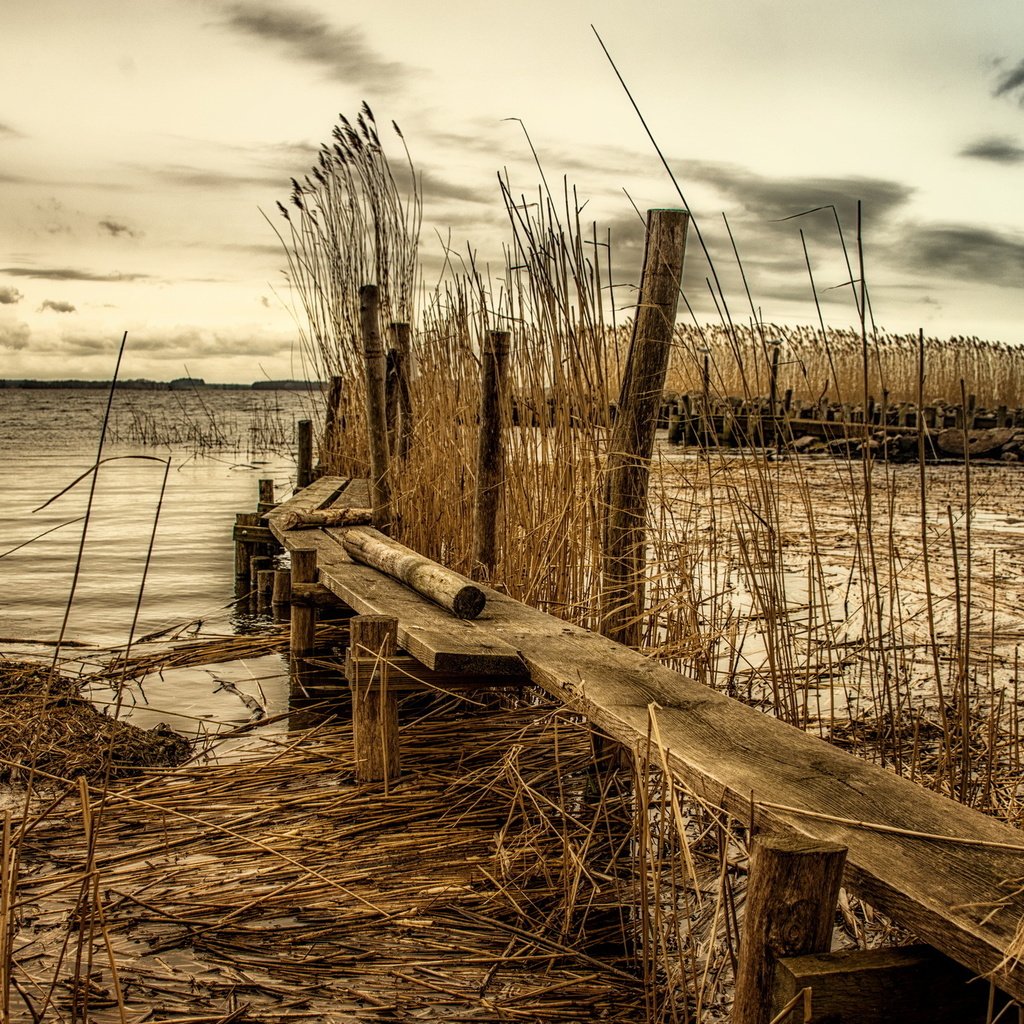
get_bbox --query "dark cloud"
[99,219,140,238]
[0,286,22,304]
[212,2,412,94]
[0,267,149,282]
[143,162,286,191]
[0,121,25,139]
[901,224,1024,289]
[994,57,1024,105]
[959,135,1024,165]
[0,322,30,350]
[39,299,76,314]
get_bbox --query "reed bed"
[277,107,1024,823]
[1,699,779,1022]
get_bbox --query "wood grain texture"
[333,525,486,619]
[347,615,400,782]
[460,584,1024,1000]
[360,285,391,531]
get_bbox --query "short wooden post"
[272,568,291,621]
[258,478,275,512]
[732,834,847,1024]
[346,615,400,784]
[602,209,689,647]
[472,329,510,580]
[256,568,275,613]
[233,512,260,579]
[289,549,317,689]
[389,322,414,460]
[360,285,391,531]
[296,419,313,490]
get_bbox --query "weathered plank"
[464,586,1024,1000]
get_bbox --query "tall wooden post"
[323,375,344,468]
[472,330,511,580]
[732,834,847,1024]
[601,209,689,647]
[389,322,414,461]
[360,285,391,531]
[296,419,313,490]
[346,615,401,784]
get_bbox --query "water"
[0,387,315,738]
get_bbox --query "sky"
[1,0,1023,383]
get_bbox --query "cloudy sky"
[1,0,1023,383]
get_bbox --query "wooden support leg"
[272,568,291,621]
[290,550,317,691]
[346,615,401,784]
[732,834,847,1024]
[233,512,260,579]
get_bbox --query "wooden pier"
[229,471,1024,1022]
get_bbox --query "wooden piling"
[323,375,344,465]
[233,512,260,579]
[297,419,313,490]
[732,834,847,1024]
[346,614,401,783]
[256,569,275,613]
[272,568,291,621]
[289,549,317,687]
[258,478,275,511]
[389,323,414,461]
[472,329,510,580]
[602,208,689,647]
[360,285,391,531]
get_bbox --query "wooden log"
[772,944,1005,1024]
[335,525,486,620]
[296,419,313,490]
[733,835,847,1024]
[289,549,317,685]
[472,329,511,580]
[389,322,414,461]
[346,615,400,783]
[360,284,391,531]
[602,209,689,646]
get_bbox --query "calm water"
[0,387,316,736]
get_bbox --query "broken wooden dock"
[228,472,1024,1019]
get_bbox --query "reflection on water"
[0,388,315,744]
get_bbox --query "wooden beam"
[772,945,1006,1023]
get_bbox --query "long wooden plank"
[459,585,1024,1000]
[316,556,526,677]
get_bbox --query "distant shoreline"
[0,378,323,391]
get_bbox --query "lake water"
[0,387,317,739]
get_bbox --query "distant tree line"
[0,378,321,391]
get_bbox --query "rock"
[936,427,1016,458]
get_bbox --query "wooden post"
[256,569,275,613]
[602,209,689,647]
[258,478,275,512]
[472,330,510,580]
[346,615,400,783]
[272,568,291,621]
[732,834,847,1024]
[233,512,260,579]
[289,549,317,689]
[323,375,344,467]
[389,323,414,461]
[297,419,313,490]
[360,285,391,531]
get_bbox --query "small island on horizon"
[0,377,323,391]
